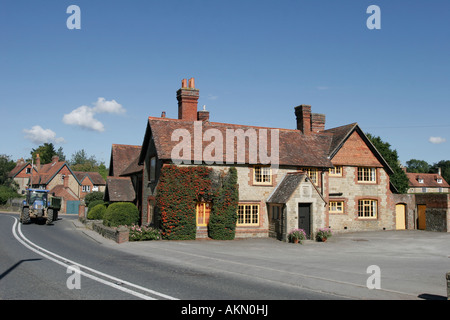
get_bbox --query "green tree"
[0,154,17,187]
[69,149,108,179]
[30,143,57,164]
[406,159,431,173]
[366,134,410,193]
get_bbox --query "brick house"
[74,171,106,199]
[134,78,399,240]
[8,158,38,194]
[29,155,81,214]
[405,169,450,194]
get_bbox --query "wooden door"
[395,204,406,230]
[196,202,211,226]
[417,205,426,230]
[298,203,311,239]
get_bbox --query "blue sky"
[1,0,449,166]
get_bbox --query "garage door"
[66,200,80,214]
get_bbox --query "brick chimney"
[311,113,326,133]
[177,78,199,121]
[52,155,59,164]
[295,105,312,135]
[197,105,210,122]
[36,153,41,172]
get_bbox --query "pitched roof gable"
[109,144,142,177]
[267,172,326,204]
[321,123,394,174]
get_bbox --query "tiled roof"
[74,171,106,185]
[267,172,308,204]
[406,172,450,188]
[105,177,135,202]
[109,144,142,177]
[140,117,334,168]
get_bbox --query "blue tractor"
[20,189,61,225]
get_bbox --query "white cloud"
[63,105,105,132]
[62,98,125,132]
[93,97,125,114]
[23,125,65,144]
[429,136,446,144]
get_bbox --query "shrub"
[0,185,19,205]
[88,199,105,211]
[129,225,161,241]
[87,203,107,220]
[84,191,104,207]
[103,202,139,227]
[208,167,239,240]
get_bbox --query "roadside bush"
[128,225,161,241]
[87,203,107,220]
[103,202,139,227]
[87,199,105,211]
[84,191,104,207]
[0,185,19,205]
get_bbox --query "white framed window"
[357,167,376,183]
[329,201,344,214]
[329,166,342,177]
[82,185,90,193]
[358,199,377,219]
[253,166,272,185]
[302,167,318,185]
[237,204,259,226]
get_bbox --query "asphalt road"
[1,211,449,305]
[0,212,339,301]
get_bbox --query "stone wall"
[328,166,393,232]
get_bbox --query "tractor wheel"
[46,209,54,225]
[21,207,30,224]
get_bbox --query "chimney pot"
[161,111,166,118]
[181,79,187,88]
[177,77,199,121]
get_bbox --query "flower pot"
[322,237,327,242]
[293,238,299,244]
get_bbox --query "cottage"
[133,78,397,240]
[29,155,82,214]
[406,169,450,193]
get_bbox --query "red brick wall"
[332,131,382,167]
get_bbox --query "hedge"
[208,167,239,240]
[87,203,107,220]
[103,202,139,227]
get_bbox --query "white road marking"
[10,217,178,300]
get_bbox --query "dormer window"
[418,178,424,184]
[437,178,442,183]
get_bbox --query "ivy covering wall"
[155,165,238,240]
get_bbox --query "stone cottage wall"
[328,166,394,232]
